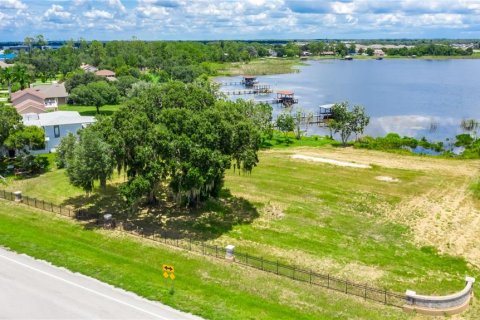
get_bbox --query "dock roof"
[277,90,294,95]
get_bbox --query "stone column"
[225,245,235,262]
[13,191,22,203]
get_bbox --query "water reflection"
[217,59,480,141]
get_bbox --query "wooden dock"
[222,88,273,95]
[273,112,333,127]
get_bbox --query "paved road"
[0,247,203,319]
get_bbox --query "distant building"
[321,51,335,55]
[23,111,95,153]
[80,63,98,73]
[374,49,385,57]
[95,69,117,81]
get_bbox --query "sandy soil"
[286,147,480,266]
[375,176,400,182]
[291,154,371,168]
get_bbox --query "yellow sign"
[163,264,175,273]
[169,273,175,280]
[163,272,169,279]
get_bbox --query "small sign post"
[162,264,175,293]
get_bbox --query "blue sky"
[1,0,480,41]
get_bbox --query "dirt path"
[278,147,480,177]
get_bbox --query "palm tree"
[0,67,15,94]
[13,65,31,90]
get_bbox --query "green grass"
[218,58,305,76]
[262,132,337,149]
[470,179,480,200]
[58,104,120,116]
[3,144,480,318]
[0,201,407,320]
[221,148,478,295]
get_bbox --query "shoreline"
[216,54,480,76]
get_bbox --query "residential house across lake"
[23,111,95,153]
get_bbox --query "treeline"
[384,44,473,56]
[12,39,273,83]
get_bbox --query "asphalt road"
[0,247,203,320]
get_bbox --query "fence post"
[261,257,264,271]
[345,281,348,294]
[364,286,367,300]
[292,267,295,279]
[384,289,387,304]
[42,200,45,210]
[327,274,330,288]
[276,260,279,275]
[189,238,192,251]
[309,271,312,284]
[51,203,54,212]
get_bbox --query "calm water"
[217,59,480,141]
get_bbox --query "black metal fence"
[0,189,406,308]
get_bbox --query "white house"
[23,111,95,153]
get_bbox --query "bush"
[354,133,444,153]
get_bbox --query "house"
[95,69,117,81]
[374,49,385,57]
[10,83,68,114]
[11,88,47,111]
[13,99,47,115]
[33,83,69,105]
[23,111,95,153]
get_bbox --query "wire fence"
[0,189,406,308]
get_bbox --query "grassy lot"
[59,104,120,116]
[0,201,407,320]
[3,144,480,318]
[218,58,305,76]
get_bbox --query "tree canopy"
[330,102,370,146]
[63,80,268,210]
[69,81,119,113]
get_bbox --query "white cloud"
[106,0,126,13]
[0,0,26,10]
[44,4,72,22]
[84,9,114,19]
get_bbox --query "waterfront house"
[22,111,95,153]
[374,49,385,58]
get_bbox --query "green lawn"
[218,58,305,76]
[0,201,406,320]
[59,104,120,116]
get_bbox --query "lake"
[217,59,480,141]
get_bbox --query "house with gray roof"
[23,111,95,153]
